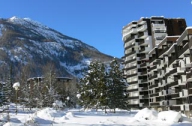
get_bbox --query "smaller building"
[26,76,73,107]
[148,27,192,116]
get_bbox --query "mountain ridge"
[0,16,115,79]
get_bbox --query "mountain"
[0,16,115,79]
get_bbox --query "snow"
[7,16,98,51]
[186,27,192,30]
[53,100,63,108]
[1,105,192,126]
[134,108,158,120]
[158,111,182,123]
[60,58,92,78]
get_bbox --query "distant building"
[122,17,187,109]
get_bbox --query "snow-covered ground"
[0,104,192,126]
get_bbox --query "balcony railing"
[140,79,148,83]
[127,88,138,92]
[165,68,177,77]
[137,25,147,32]
[167,81,178,88]
[140,62,147,67]
[149,83,158,89]
[149,56,157,64]
[128,96,139,99]
[154,29,166,33]
[179,89,188,97]
[178,43,189,58]
[158,48,169,57]
[124,36,135,43]
[127,104,139,108]
[149,65,157,71]
[149,74,158,80]
[156,35,166,40]
[126,73,137,78]
[128,81,138,85]
[125,51,136,57]
[187,82,192,89]
[123,28,137,41]
[169,93,180,99]
[135,40,145,45]
[139,47,145,52]
[125,58,136,64]
[170,106,181,111]
[150,92,159,97]
[140,55,146,60]
[138,71,147,76]
[138,32,144,38]
[150,102,160,106]
[125,43,135,50]
[188,89,192,95]
[125,65,137,71]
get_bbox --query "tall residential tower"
[122,17,186,109]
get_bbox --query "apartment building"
[148,27,192,116]
[122,17,186,108]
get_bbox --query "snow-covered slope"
[0,16,114,78]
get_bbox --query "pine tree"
[2,64,14,105]
[78,59,128,112]
[107,59,128,112]
[78,61,107,110]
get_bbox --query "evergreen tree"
[79,61,107,109]
[107,59,128,112]
[2,64,14,105]
[78,59,128,112]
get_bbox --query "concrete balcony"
[128,99,139,104]
[128,96,139,99]
[137,25,147,32]
[156,35,166,41]
[179,89,188,97]
[160,100,176,106]
[122,28,137,41]
[160,100,168,106]
[178,43,190,58]
[152,23,166,30]
[150,102,160,107]
[126,73,137,78]
[159,90,166,96]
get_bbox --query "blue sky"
[0,0,191,58]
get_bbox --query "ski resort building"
[148,27,192,116]
[122,17,187,109]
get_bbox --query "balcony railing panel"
[150,102,160,106]
[128,96,139,99]
[125,51,136,57]
[125,44,135,50]
[178,43,189,58]
[128,81,138,85]
[125,65,137,71]
[126,73,137,78]
[125,58,136,64]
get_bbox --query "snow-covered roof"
[27,76,72,82]
[186,27,192,30]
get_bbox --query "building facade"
[122,17,187,109]
[148,27,192,116]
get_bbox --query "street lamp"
[13,82,20,115]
